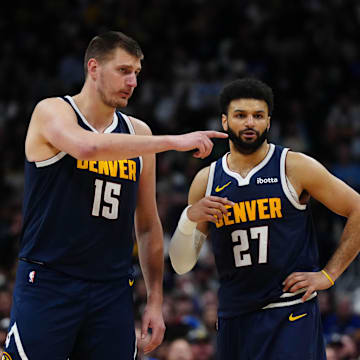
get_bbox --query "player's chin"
[115,98,128,108]
[242,137,258,144]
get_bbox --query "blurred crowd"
[1,0,360,358]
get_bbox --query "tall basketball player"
[3,31,227,360]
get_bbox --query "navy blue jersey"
[207,144,320,318]
[19,96,142,281]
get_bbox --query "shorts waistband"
[262,289,317,310]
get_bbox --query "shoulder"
[126,115,152,136]
[32,97,74,120]
[193,166,211,184]
[285,150,332,190]
[34,97,71,112]
[285,150,324,175]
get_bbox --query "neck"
[72,84,116,133]
[227,142,270,173]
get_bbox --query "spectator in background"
[0,318,9,350]
[323,293,360,342]
[318,290,336,332]
[326,334,358,360]
[0,287,11,323]
[331,143,360,192]
[165,338,194,360]
[187,327,215,360]
[326,343,340,360]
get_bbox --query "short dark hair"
[84,31,144,77]
[219,78,274,116]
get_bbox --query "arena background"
[1,1,360,359]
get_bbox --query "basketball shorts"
[216,298,326,360]
[4,260,137,360]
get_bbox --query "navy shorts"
[4,260,137,360]
[217,298,326,360]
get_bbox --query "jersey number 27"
[232,226,268,267]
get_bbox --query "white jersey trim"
[35,151,67,168]
[262,291,317,310]
[280,148,307,210]
[121,113,143,175]
[206,162,216,196]
[35,96,118,168]
[133,334,137,359]
[222,144,275,186]
[5,322,29,360]
[121,112,135,135]
[64,95,118,134]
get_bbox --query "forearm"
[81,132,175,160]
[137,225,164,303]
[324,210,360,281]
[169,228,206,274]
[169,206,207,274]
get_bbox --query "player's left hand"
[139,302,166,355]
[282,271,334,302]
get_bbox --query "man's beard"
[98,74,128,108]
[99,87,126,108]
[226,124,269,155]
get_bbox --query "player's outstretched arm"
[169,167,234,274]
[28,98,227,162]
[282,151,360,301]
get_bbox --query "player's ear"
[222,114,228,131]
[267,116,271,131]
[87,58,98,80]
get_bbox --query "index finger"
[203,131,228,139]
[208,196,235,206]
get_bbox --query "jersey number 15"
[92,179,121,220]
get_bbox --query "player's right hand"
[187,196,235,224]
[172,131,228,159]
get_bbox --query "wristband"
[321,269,335,286]
[178,205,197,235]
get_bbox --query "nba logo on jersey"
[28,271,36,283]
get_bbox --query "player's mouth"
[118,91,131,98]
[241,129,258,140]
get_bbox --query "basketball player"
[169,78,360,359]
[3,31,227,360]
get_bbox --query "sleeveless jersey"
[207,144,320,318]
[19,96,142,281]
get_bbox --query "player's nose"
[244,115,255,126]
[126,73,137,88]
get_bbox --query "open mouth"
[242,130,257,139]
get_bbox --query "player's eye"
[235,113,246,118]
